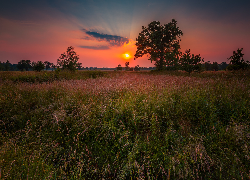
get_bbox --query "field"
[0,70,250,179]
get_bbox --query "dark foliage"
[134,19,183,70]
[179,49,204,74]
[17,60,32,71]
[116,64,122,71]
[57,46,79,71]
[227,48,249,70]
[32,61,45,72]
[211,62,219,71]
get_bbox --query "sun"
[123,53,131,60]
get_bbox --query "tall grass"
[0,70,249,179]
[0,70,107,83]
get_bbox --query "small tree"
[179,49,204,74]
[204,61,211,71]
[134,19,183,70]
[134,65,140,71]
[227,48,249,70]
[77,62,82,70]
[32,61,45,72]
[125,62,129,71]
[17,60,32,71]
[4,60,11,71]
[51,63,56,71]
[116,64,122,71]
[219,62,228,70]
[44,61,52,70]
[211,62,219,71]
[0,60,11,71]
[0,61,4,71]
[57,46,79,71]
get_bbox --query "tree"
[0,60,11,71]
[17,60,32,71]
[211,62,219,71]
[227,48,249,70]
[116,64,122,71]
[57,46,79,71]
[44,61,52,70]
[134,65,140,71]
[51,63,56,71]
[0,61,4,71]
[32,61,45,72]
[219,62,228,70]
[76,62,82,70]
[125,62,129,71]
[4,60,11,71]
[204,61,211,71]
[134,19,183,70]
[179,49,204,74]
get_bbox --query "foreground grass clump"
[0,71,250,179]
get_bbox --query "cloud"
[79,45,110,50]
[82,29,129,47]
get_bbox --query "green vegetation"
[227,48,249,70]
[57,46,80,71]
[0,70,250,179]
[32,61,45,72]
[134,20,205,72]
[134,19,183,71]
[17,60,32,71]
[134,20,249,73]
[179,49,204,74]
[0,70,107,83]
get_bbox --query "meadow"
[0,70,249,179]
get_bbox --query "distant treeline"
[0,60,18,71]
[203,61,228,71]
[0,60,56,72]
[0,60,229,71]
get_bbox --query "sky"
[0,0,250,68]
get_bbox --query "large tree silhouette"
[134,19,183,70]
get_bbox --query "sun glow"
[123,53,131,60]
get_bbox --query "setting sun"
[122,53,131,60]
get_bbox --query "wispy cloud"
[79,45,110,50]
[82,29,129,47]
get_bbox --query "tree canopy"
[57,46,79,71]
[32,61,45,72]
[179,49,204,74]
[134,19,183,70]
[44,61,54,70]
[17,60,32,71]
[227,48,249,70]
